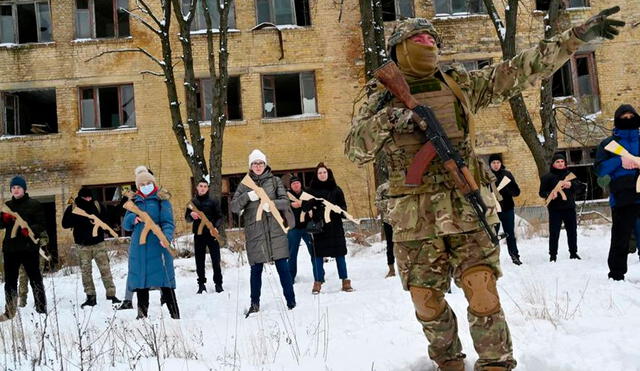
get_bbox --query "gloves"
[247,191,259,201]
[1,212,15,224]
[573,6,625,42]
[262,203,270,212]
[597,175,611,189]
[39,235,49,247]
[20,227,29,238]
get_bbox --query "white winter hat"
[134,165,156,187]
[248,149,267,168]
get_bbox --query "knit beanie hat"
[134,166,156,188]
[78,187,93,198]
[551,153,566,163]
[9,176,27,191]
[488,153,502,164]
[248,149,267,168]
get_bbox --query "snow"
[185,140,194,156]
[3,224,640,370]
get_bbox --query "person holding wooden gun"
[285,175,317,284]
[122,166,180,319]
[230,149,296,316]
[347,9,624,370]
[595,104,640,281]
[185,180,224,294]
[539,154,585,262]
[0,176,48,320]
[62,188,121,308]
[489,154,522,266]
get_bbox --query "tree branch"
[85,47,163,67]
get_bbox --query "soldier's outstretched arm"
[452,6,624,113]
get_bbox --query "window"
[551,53,600,113]
[221,168,316,227]
[0,1,52,44]
[83,182,136,237]
[381,0,414,21]
[255,0,311,26]
[435,0,485,15]
[79,84,136,129]
[1,89,58,135]
[195,76,242,121]
[537,0,589,11]
[180,0,236,30]
[75,0,130,39]
[557,147,606,201]
[262,71,317,118]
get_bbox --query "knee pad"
[460,265,501,317]
[409,286,446,321]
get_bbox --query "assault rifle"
[374,61,500,245]
[293,192,360,225]
[122,191,177,257]
[186,202,225,244]
[241,175,288,233]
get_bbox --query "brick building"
[0,0,638,261]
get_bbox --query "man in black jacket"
[286,176,317,283]
[185,180,224,294]
[62,188,121,307]
[539,153,585,262]
[0,176,48,320]
[489,154,522,265]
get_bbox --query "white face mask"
[140,184,155,195]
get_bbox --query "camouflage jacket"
[346,29,584,242]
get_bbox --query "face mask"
[396,39,438,78]
[140,184,155,196]
[614,116,640,130]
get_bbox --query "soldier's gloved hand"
[1,212,15,224]
[573,6,625,42]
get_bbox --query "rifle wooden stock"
[72,207,119,238]
[122,199,176,257]
[186,202,225,244]
[1,206,39,245]
[605,140,640,192]
[374,62,419,109]
[545,173,577,206]
[241,175,288,233]
[297,192,360,225]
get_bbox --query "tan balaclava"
[396,38,438,79]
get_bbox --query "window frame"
[381,0,415,21]
[0,0,53,44]
[260,71,318,119]
[254,0,311,27]
[195,75,243,122]
[536,0,590,11]
[74,0,130,39]
[434,0,486,16]
[0,88,58,136]
[552,52,600,113]
[180,0,237,31]
[78,84,136,130]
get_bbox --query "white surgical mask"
[140,184,155,195]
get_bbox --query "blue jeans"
[313,255,348,282]
[250,258,295,306]
[287,228,316,282]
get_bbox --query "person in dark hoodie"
[539,153,585,262]
[62,188,121,307]
[489,154,522,265]
[595,104,640,281]
[185,180,224,294]
[286,175,317,283]
[0,176,48,321]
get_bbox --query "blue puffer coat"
[123,191,176,291]
[596,128,640,208]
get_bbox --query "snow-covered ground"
[1,223,639,370]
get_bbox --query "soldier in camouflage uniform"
[346,8,624,371]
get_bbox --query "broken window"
[435,0,485,15]
[262,71,317,119]
[83,182,136,237]
[1,89,58,135]
[537,0,589,11]
[381,0,414,21]
[75,0,130,39]
[552,53,600,113]
[196,76,243,121]
[557,147,606,201]
[80,84,136,130]
[181,0,236,30]
[255,0,311,26]
[0,1,52,44]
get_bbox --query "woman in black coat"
[306,163,353,294]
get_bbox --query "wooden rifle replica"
[374,61,500,244]
[122,191,176,257]
[292,191,360,225]
[1,198,50,261]
[605,140,640,192]
[287,192,307,223]
[186,202,225,244]
[241,175,288,233]
[491,176,512,213]
[544,173,577,207]
[71,204,119,238]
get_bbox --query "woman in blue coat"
[123,166,179,319]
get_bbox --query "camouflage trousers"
[18,256,46,306]
[78,242,116,297]
[395,229,516,370]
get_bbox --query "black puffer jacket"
[62,197,107,246]
[185,194,223,234]
[491,166,521,212]
[1,194,46,254]
[307,170,348,258]
[539,165,585,210]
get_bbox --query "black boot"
[107,296,121,304]
[511,255,522,265]
[136,305,148,319]
[117,300,133,310]
[81,295,97,308]
[197,283,207,294]
[162,288,180,319]
[550,255,557,262]
[215,283,223,293]
[287,300,296,310]
[136,290,149,319]
[570,253,581,260]
[245,303,260,318]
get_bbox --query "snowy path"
[1,224,639,370]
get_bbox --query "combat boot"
[245,302,260,318]
[215,283,224,293]
[385,264,396,278]
[0,297,18,321]
[81,295,97,308]
[18,296,27,308]
[437,359,465,371]
[570,253,581,260]
[117,300,133,310]
[197,283,207,294]
[107,296,121,304]
[312,281,322,294]
[341,279,353,292]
